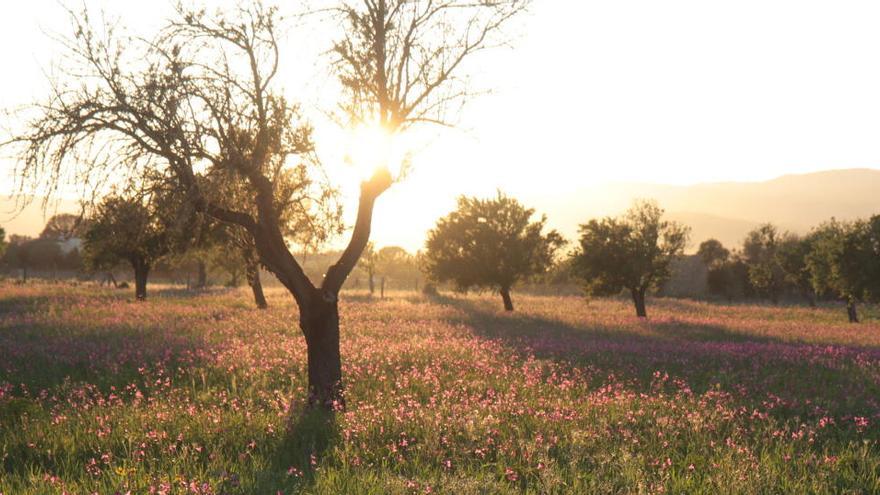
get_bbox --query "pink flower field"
[1,284,879,494]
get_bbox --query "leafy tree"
[375,246,416,296]
[697,239,735,300]
[424,193,563,311]
[7,1,528,410]
[571,200,690,317]
[40,213,81,241]
[82,192,190,300]
[697,239,729,267]
[742,224,786,304]
[806,217,880,323]
[777,233,817,306]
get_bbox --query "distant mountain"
[3,169,878,254]
[541,168,880,252]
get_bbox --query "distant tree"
[40,213,81,241]
[0,227,6,259]
[424,193,564,311]
[697,239,729,267]
[697,239,735,300]
[82,192,190,300]
[571,200,690,317]
[806,217,880,323]
[777,233,818,307]
[375,246,415,297]
[2,235,62,282]
[358,242,378,296]
[742,224,786,304]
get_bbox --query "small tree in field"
[6,1,529,410]
[742,224,787,304]
[571,200,689,317]
[424,193,564,311]
[82,193,188,300]
[806,217,880,323]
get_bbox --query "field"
[1,284,879,494]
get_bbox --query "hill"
[543,168,880,250]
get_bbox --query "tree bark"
[631,287,647,318]
[196,260,208,289]
[500,286,514,311]
[301,298,344,410]
[246,260,268,309]
[133,260,150,301]
[847,298,859,323]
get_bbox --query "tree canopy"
[571,200,689,317]
[424,192,564,311]
[806,216,880,322]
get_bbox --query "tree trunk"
[847,298,859,323]
[500,286,514,311]
[196,260,207,289]
[805,292,816,308]
[247,261,268,309]
[133,261,150,301]
[368,271,375,296]
[22,265,28,283]
[631,287,647,318]
[301,298,344,410]
[380,277,385,298]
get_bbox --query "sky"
[3,1,880,251]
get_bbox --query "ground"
[1,283,879,494]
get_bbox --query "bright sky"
[3,1,880,251]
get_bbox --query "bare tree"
[4,0,528,410]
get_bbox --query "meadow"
[1,284,879,494]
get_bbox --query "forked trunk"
[847,299,859,323]
[133,260,150,301]
[247,261,268,309]
[301,298,344,410]
[631,287,647,318]
[500,286,514,312]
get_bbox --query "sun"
[345,123,404,181]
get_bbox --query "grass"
[1,283,879,494]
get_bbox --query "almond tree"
[5,0,529,410]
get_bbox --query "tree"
[81,192,187,300]
[424,193,564,311]
[0,227,7,259]
[697,239,734,300]
[40,213,81,241]
[6,1,528,410]
[697,239,729,267]
[742,224,786,304]
[777,233,817,307]
[571,200,690,317]
[376,246,418,296]
[358,242,378,295]
[806,217,880,323]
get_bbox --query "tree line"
[697,218,880,322]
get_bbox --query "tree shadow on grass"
[248,406,340,493]
[422,292,880,423]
